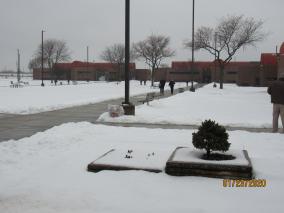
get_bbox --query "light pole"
[41,30,45,87]
[125,0,130,104]
[122,0,135,115]
[17,49,21,83]
[213,32,217,88]
[190,0,195,92]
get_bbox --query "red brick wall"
[278,55,284,78]
[134,69,150,80]
[33,68,52,80]
[33,62,136,81]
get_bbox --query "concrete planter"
[166,147,253,179]
[87,149,163,173]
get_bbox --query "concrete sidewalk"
[0,84,203,142]
[96,122,272,133]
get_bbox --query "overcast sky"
[0,0,284,71]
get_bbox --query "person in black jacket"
[159,80,166,95]
[267,73,284,133]
[169,80,175,95]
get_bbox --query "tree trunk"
[117,64,121,82]
[219,64,224,89]
[151,66,155,87]
[51,67,55,83]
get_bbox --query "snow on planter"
[87,148,171,173]
[166,147,253,179]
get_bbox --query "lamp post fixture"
[190,0,195,92]
[41,30,45,87]
[122,0,135,115]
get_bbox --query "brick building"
[33,61,136,81]
[135,43,283,86]
[258,53,277,86]
[139,51,279,87]
[134,69,150,81]
[151,61,261,86]
[277,42,284,78]
[33,43,284,86]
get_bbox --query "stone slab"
[87,149,163,173]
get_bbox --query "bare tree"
[28,56,43,71]
[29,39,71,81]
[185,15,265,89]
[134,34,175,86]
[100,43,136,81]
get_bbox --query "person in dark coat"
[267,72,284,133]
[159,80,166,95]
[169,80,175,95]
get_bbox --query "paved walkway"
[97,122,272,133]
[0,83,272,142]
[0,84,203,142]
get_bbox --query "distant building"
[171,61,212,83]
[33,61,136,81]
[146,44,283,86]
[33,43,284,86]
[134,69,150,81]
[155,61,261,86]
[277,42,284,79]
[259,53,277,86]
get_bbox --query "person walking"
[159,80,166,95]
[169,80,175,95]
[267,73,284,133]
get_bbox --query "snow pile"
[99,83,278,128]
[0,122,283,212]
[172,148,248,165]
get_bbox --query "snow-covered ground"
[99,83,280,128]
[1,79,282,212]
[0,77,187,114]
[0,122,283,213]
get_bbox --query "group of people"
[139,80,147,85]
[159,80,175,95]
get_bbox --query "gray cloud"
[0,0,283,71]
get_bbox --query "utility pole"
[41,30,45,87]
[87,46,89,63]
[122,0,135,115]
[86,46,89,80]
[125,0,130,104]
[190,0,196,92]
[17,49,21,83]
[213,33,217,87]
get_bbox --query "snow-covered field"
[1,79,283,212]
[0,122,283,213]
[0,77,187,114]
[99,83,279,128]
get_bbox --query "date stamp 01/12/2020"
[223,179,267,187]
